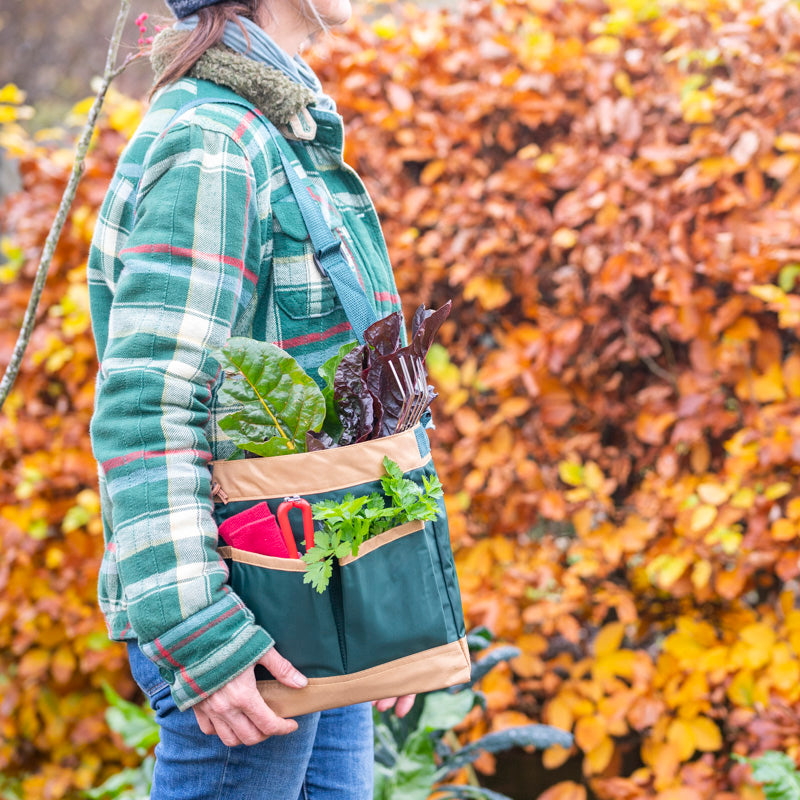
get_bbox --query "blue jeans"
[126,642,374,800]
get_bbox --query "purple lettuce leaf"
[409,300,452,361]
[306,430,336,451]
[334,345,375,446]
[364,310,403,357]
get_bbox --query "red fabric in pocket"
[218,502,291,558]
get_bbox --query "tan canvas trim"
[210,426,429,502]
[217,546,306,572]
[338,520,424,565]
[257,637,472,718]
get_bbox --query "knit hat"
[165,0,227,18]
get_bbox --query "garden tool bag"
[175,83,472,717]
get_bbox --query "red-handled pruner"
[276,496,315,558]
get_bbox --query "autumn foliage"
[3,0,800,797]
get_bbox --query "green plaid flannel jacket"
[87,77,402,710]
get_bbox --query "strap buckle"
[313,241,343,277]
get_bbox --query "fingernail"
[291,672,308,688]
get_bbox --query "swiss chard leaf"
[214,339,325,456]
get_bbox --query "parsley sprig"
[301,456,444,593]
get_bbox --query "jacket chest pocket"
[270,195,344,323]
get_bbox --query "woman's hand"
[373,694,416,718]
[193,647,307,746]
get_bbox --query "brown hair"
[150,1,258,97]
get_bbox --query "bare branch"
[0,0,134,411]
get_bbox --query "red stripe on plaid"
[274,320,352,349]
[101,448,212,472]
[232,111,256,143]
[153,638,205,698]
[374,291,401,304]
[120,244,258,286]
[169,605,241,652]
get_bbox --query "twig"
[0,0,134,411]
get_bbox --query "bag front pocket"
[221,548,345,678]
[339,520,452,675]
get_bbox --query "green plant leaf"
[737,751,800,800]
[439,725,574,775]
[416,689,476,733]
[101,684,159,751]
[214,338,325,456]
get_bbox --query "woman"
[87,0,414,796]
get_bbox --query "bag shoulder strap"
[156,85,378,344]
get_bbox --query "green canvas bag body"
[170,85,471,716]
[211,426,470,717]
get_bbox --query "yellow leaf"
[517,143,541,160]
[730,487,755,509]
[583,462,604,492]
[594,650,636,682]
[691,559,712,589]
[542,744,573,770]
[575,715,607,752]
[546,696,574,731]
[647,554,688,590]
[681,88,716,124]
[613,71,634,97]
[587,35,621,56]
[765,482,792,501]
[689,716,722,752]
[775,132,800,151]
[553,228,578,249]
[750,284,785,303]
[727,670,755,707]
[70,96,95,118]
[690,504,717,533]
[667,718,695,761]
[583,735,614,775]
[463,275,511,311]
[594,622,626,658]
[0,83,26,103]
[559,461,584,487]
[696,482,729,505]
[740,622,776,653]
[783,354,800,398]
[769,658,800,692]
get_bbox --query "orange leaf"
[542,744,574,770]
[538,781,587,800]
[574,715,607,752]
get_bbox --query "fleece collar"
[150,28,316,126]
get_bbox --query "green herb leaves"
[213,339,325,456]
[301,457,444,593]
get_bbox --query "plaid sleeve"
[89,120,273,710]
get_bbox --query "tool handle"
[277,496,315,555]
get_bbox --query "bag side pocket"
[339,520,451,674]
[223,550,345,678]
